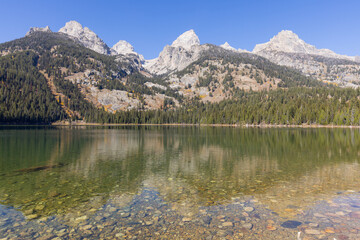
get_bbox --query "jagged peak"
[111,40,144,61]
[112,40,135,54]
[59,20,92,36]
[171,29,200,50]
[253,30,357,62]
[220,42,237,51]
[25,26,52,36]
[253,30,312,53]
[274,30,300,40]
[59,20,83,33]
[58,20,110,55]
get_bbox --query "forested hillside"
[1,32,360,125]
[0,51,64,123]
[73,87,360,126]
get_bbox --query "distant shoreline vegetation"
[52,123,360,129]
[2,86,360,127]
[2,123,360,129]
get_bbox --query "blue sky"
[1,0,359,59]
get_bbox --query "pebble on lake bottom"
[305,228,321,235]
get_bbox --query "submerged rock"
[120,212,130,218]
[26,214,39,220]
[280,220,302,229]
[244,207,254,212]
[242,223,253,229]
[182,217,192,222]
[74,215,88,223]
[35,204,45,211]
[222,222,233,227]
[202,216,212,225]
[145,221,153,226]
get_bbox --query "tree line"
[71,87,360,126]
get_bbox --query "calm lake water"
[0,126,359,239]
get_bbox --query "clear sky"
[1,0,359,59]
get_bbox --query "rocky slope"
[111,40,144,71]
[164,45,320,103]
[26,26,52,36]
[252,30,360,87]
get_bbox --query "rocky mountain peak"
[25,26,52,36]
[59,20,83,32]
[112,40,135,55]
[171,29,200,50]
[59,20,110,55]
[253,30,314,54]
[274,30,300,40]
[143,29,203,75]
[220,42,237,51]
[111,40,144,63]
[253,30,357,61]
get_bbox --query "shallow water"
[0,126,359,239]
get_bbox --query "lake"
[0,126,359,239]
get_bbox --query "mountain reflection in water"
[0,127,359,239]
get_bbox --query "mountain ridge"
[2,29,360,125]
[20,21,360,88]
[26,21,358,63]
[26,21,360,84]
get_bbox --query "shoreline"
[2,122,360,129]
[49,122,360,129]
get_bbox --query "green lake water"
[0,126,359,239]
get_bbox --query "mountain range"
[1,20,360,124]
[24,20,360,86]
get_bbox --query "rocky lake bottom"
[0,127,360,239]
